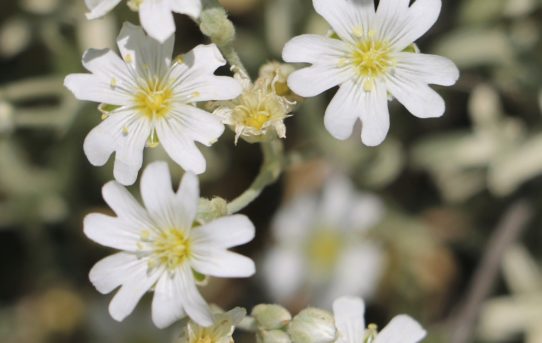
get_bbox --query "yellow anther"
[352,25,364,38]
[175,54,185,64]
[363,78,375,92]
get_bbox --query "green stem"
[227,138,285,214]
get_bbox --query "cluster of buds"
[251,304,337,343]
[213,62,298,144]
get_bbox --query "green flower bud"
[258,329,292,343]
[252,304,292,330]
[199,7,235,46]
[287,308,337,343]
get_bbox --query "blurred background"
[0,0,541,342]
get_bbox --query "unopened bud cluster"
[251,304,336,343]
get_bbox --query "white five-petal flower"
[282,0,459,146]
[262,175,384,307]
[65,23,241,185]
[84,0,202,42]
[333,296,426,343]
[84,161,256,328]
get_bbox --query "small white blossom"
[84,0,201,42]
[84,161,255,328]
[333,296,426,343]
[262,175,384,307]
[282,0,459,146]
[65,23,241,185]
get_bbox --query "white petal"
[178,264,213,326]
[152,272,186,328]
[172,72,242,103]
[374,315,426,343]
[89,252,144,294]
[84,213,140,251]
[345,193,384,232]
[333,296,366,343]
[313,0,375,43]
[282,34,350,64]
[170,0,202,18]
[262,247,305,300]
[271,196,317,242]
[83,109,135,167]
[167,105,225,146]
[155,114,207,175]
[394,52,459,86]
[191,215,255,248]
[373,0,411,43]
[176,172,199,229]
[287,64,352,97]
[85,0,122,19]
[386,72,445,119]
[190,248,255,278]
[319,175,355,227]
[359,81,390,146]
[183,44,226,74]
[81,48,136,91]
[113,118,152,186]
[108,263,161,322]
[389,0,442,51]
[101,180,153,228]
[64,74,130,106]
[326,243,384,302]
[140,161,185,230]
[323,80,360,141]
[116,22,174,77]
[139,0,176,43]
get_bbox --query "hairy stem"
[227,138,285,214]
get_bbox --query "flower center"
[151,229,191,271]
[307,229,343,272]
[233,91,282,130]
[135,81,173,120]
[346,28,394,92]
[352,39,392,77]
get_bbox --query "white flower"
[65,23,241,185]
[84,161,255,328]
[262,175,384,307]
[282,0,459,146]
[333,296,426,343]
[84,0,201,42]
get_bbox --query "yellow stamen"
[150,229,191,272]
[134,80,173,119]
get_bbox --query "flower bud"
[258,329,292,343]
[252,304,292,330]
[199,7,236,46]
[287,308,337,343]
